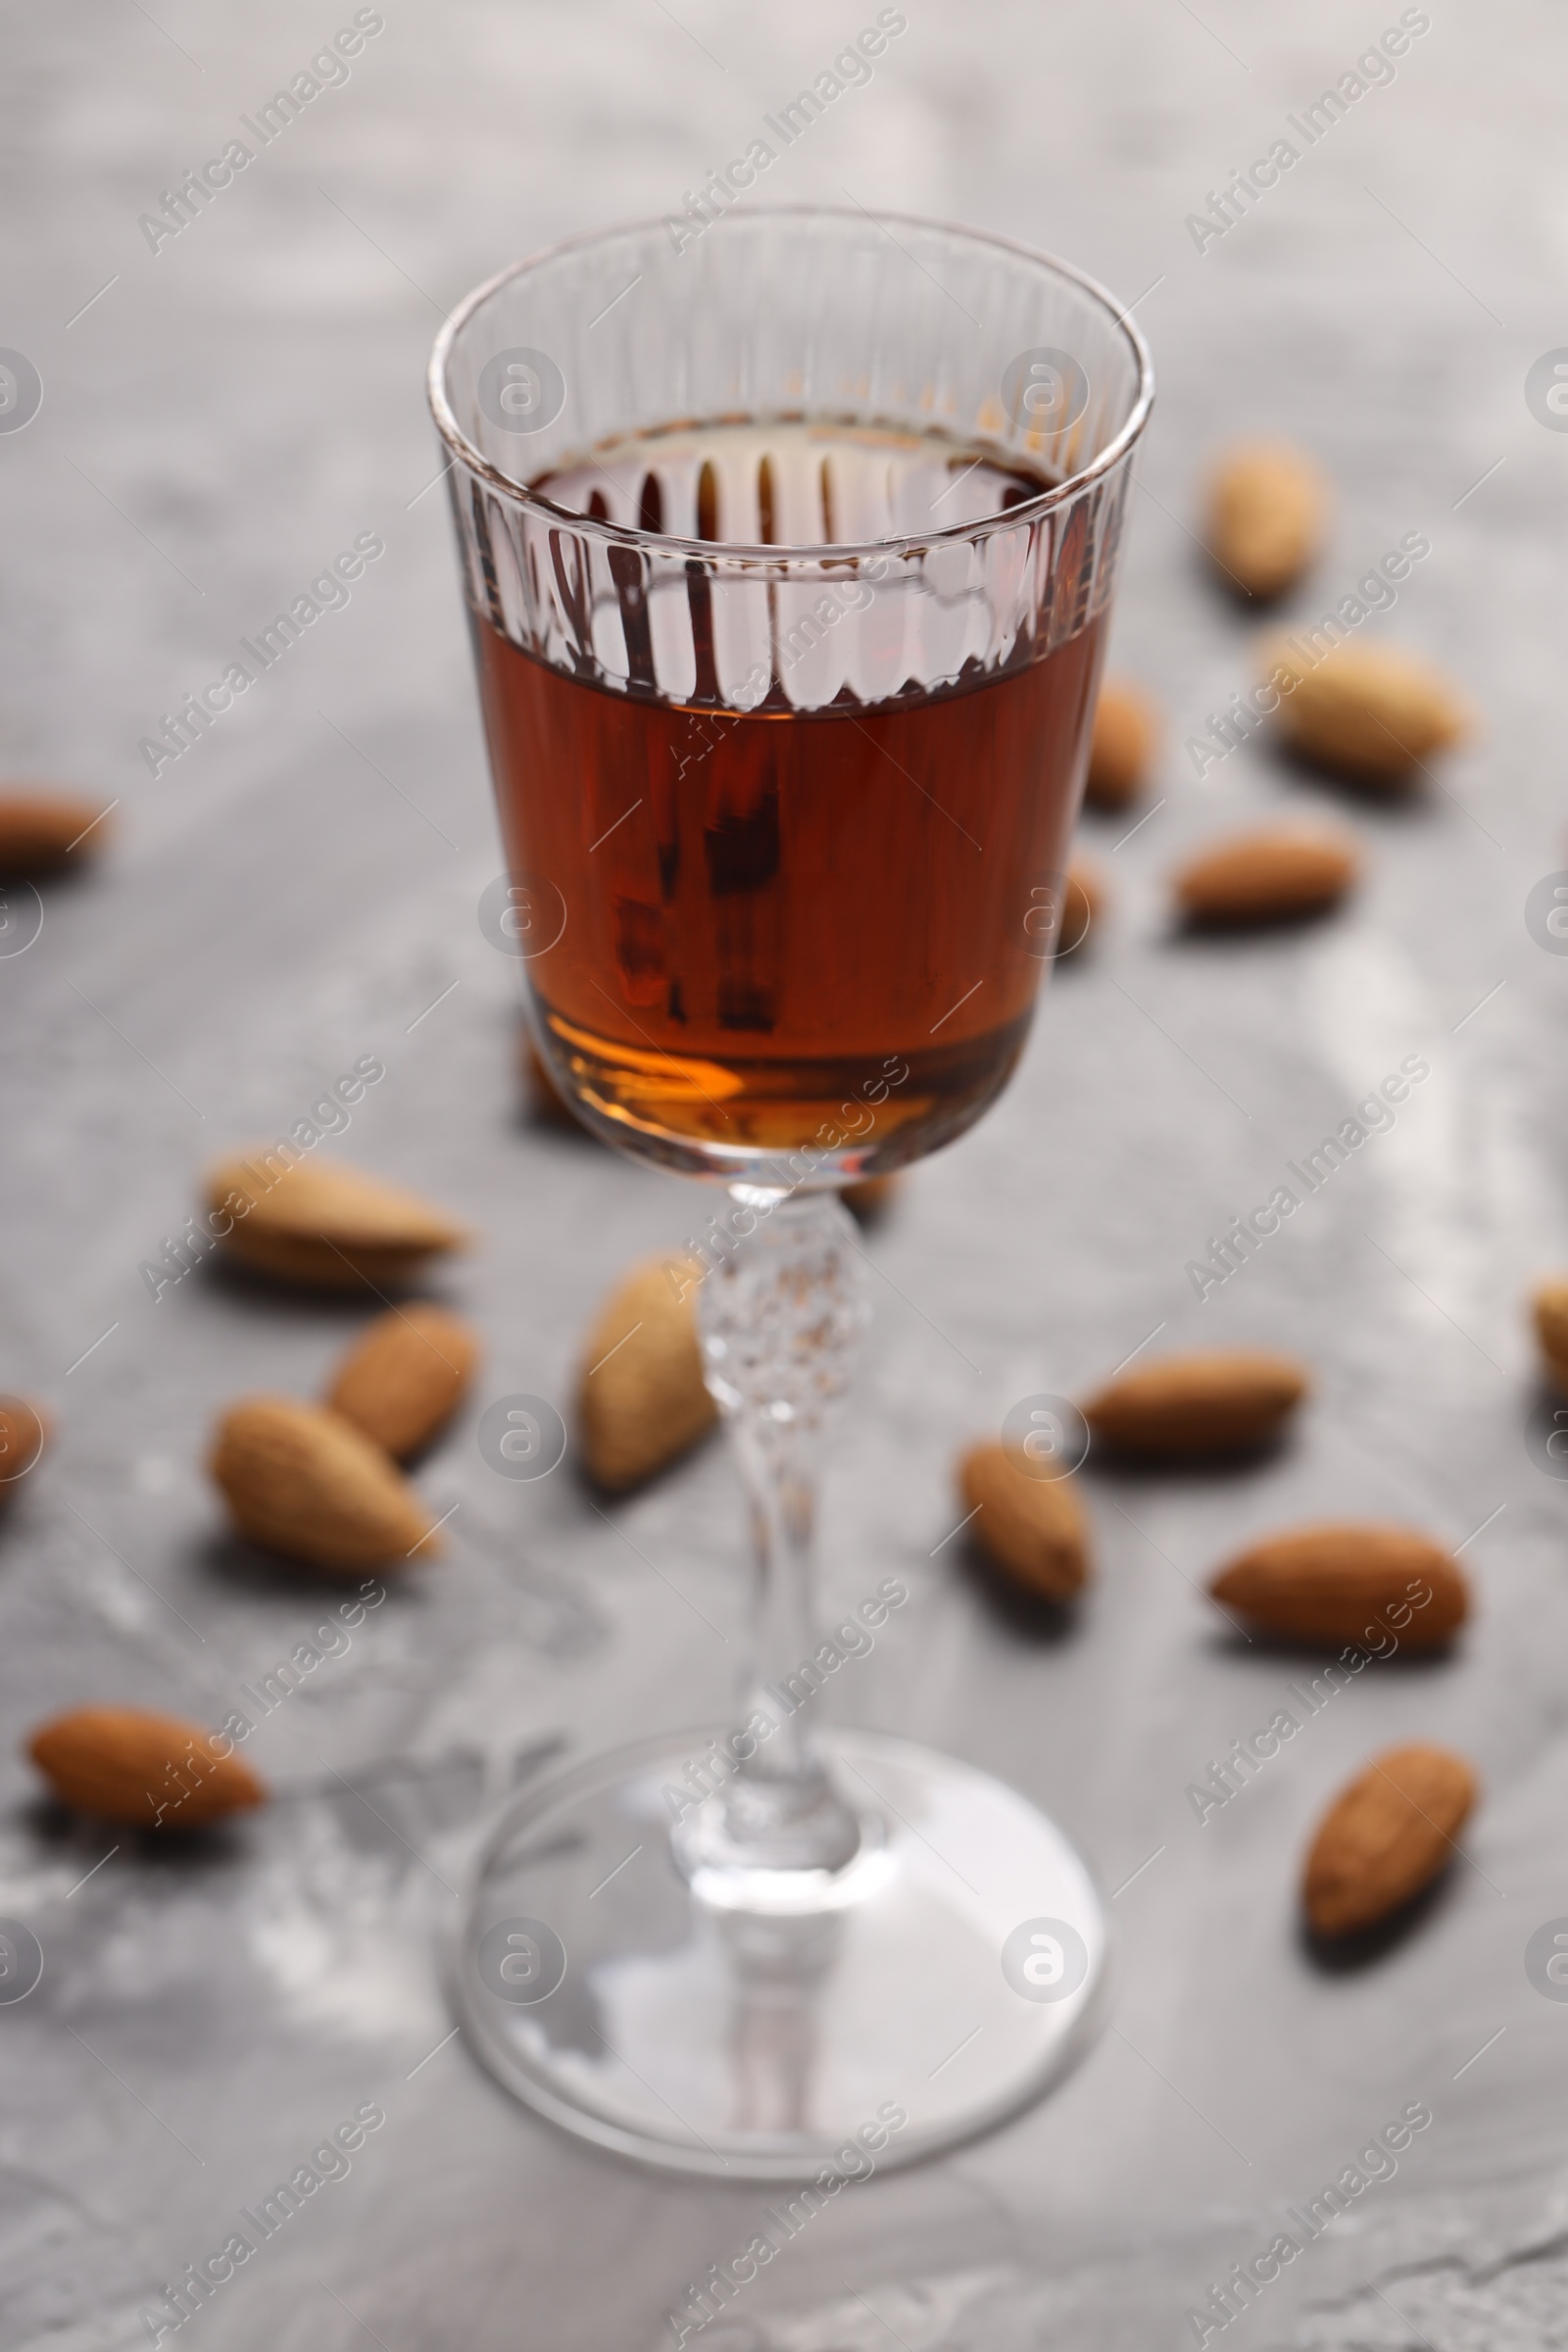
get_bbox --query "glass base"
[450,1727,1110,2180]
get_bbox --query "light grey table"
[4,2,1568,2345]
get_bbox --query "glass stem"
[693,1188,867,1874]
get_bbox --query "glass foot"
[449,1728,1110,2179]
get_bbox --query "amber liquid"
[474,419,1104,1173]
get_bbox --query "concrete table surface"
[3,1,1568,2345]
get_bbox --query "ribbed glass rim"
[427,204,1154,566]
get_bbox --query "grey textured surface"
[3,1,1568,2346]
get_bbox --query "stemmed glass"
[430,208,1152,2177]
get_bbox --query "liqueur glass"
[430,208,1152,2177]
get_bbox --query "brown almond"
[1532,1276,1568,1393]
[1211,1523,1467,1651]
[1303,1741,1477,1938]
[1086,681,1158,810]
[1082,1349,1307,1460]
[206,1152,468,1291]
[578,1255,716,1491]
[843,1175,901,1222]
[0,792,111,875]
[211,1395,442,1570]
[1269,640,1468,785]
[522,1035,582,1131]
[958,1442,1091,1602]
[325,1305,479,1460]
[1175,826,1359,927]
[1206,442,1328,599]
[1059,858,1102,956]
[0,1396,50,1490]
[28,1705,266,1829]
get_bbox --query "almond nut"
[1303,1742,1477,1937]
[578,1255,716,1491]
[211,1395,442,1569]
[1082,1349,1307,1460]
[1211,1523,1467,1650]
[843,1175,901,1222]
[1060,858,1102,955]
[522,1035,581,1131]
[0,792,110,875]
[1086,681,1158,810]
[1207,443,1328,599]
[1269,640,1468,785]
[1175,826,1359,926]
[207,1152,468,1291]
[0,1396,50,1490]
[325,1305,479,1460]
[28,1705,266,1829]
[1532,1276,1568,1393]
[958,1442,1091,1601]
